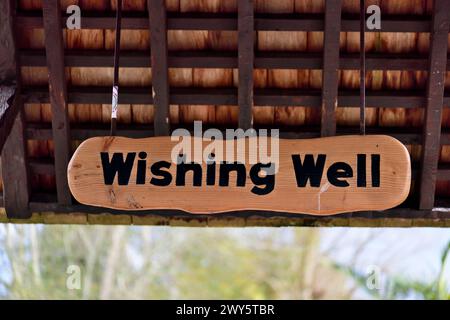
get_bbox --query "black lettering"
[219,162,246,187]
[176,162,202,186]
[371,154,380,187]
[206,153,216,186]
[100,152,136,185]
[136,152,147,185]
[207,163,216,186]
[150,161,172,186]
[250,163,275,195]
[291,154,326,187]
[327,162,353,187]
[357,154,366,187]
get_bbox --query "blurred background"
[0,225,448,300]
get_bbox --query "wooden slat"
[42,0,72,205]
[20,49,448,71]
[419,0,450,210]
[23,86,446,107]
[238,0,254,129]
[321,0,342,137]
[16,12,432,32]
[148,0,170,136]
[26,122,442,146]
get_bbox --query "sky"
[320,228,450,287]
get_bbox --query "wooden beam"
[23,86,445,108]
[0,0,22,153]
[0,0,30,218]
[26,122,441,146]
[321,0,342,137]
[21,49,448,71]
[18,199,450,228]
[42,0,72,205]
[419,0,450,210]
[148,0,170,136]
[0,0,17,84]
[2,109,30,218]
[238,0,254,129]
[16,12,432,32]
[29,158,55,175]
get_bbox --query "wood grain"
[238,0,254,129]
[68,135,411,215]
[419,0,450,209]
[43,0,72,205]
[321,0,342,137]
[2,109,30,218]
[0,0,31,218]
[148,0,170,135]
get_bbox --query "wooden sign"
[68,135,411,215]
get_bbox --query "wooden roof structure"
[0,0,450,227]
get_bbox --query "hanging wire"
[110,0,122,136]
[360,0,366,135]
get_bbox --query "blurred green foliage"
[0,225,448,300]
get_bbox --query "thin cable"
[360,0,366,135]
[110,0,122,136]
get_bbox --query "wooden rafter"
[19,49,450,71]
[148,0,170,136]
[16,12,432,32]
[42,0,72,205]
[21,86,450,108]
[238,0,254,129]
[24,123,441,143]
[321,0,342,137]
[419,0,450,210]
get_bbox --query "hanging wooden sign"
[67,135,411,215]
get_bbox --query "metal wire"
[360,0,366,135]
[110,0,122,136]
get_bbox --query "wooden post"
[43,0,72,205]
[419,0,450,209]
[0,0,22,153]
[238,0,254,130]
[148,0,170,136]
[2,110,31,218]
[0,0,31,218]
[321,0,342,137]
